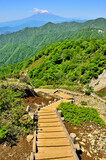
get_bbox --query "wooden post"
[74,143,80,151]
[30,152,35,160]
[58,110,62,117]
[26,105,30,112]
[61,117,64,121]
[35,111,38,116]
[70,133,76,144]
[33,131,36,153]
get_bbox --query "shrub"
[81,101,87,105]
[57,102,105,127]
[85,89,91,95]
[0,126,8,140]
[0,88,36,142]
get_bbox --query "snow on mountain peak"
[40,10,49,14]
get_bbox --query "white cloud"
[33,8,49,13]
[41,10,48,13]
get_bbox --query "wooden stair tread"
[38,127,64,132]
[38,114,56,116]
[37,137,68,142]
[38,146,72,152]
[38,115,58,118]
[35,150,73,159]
[38,119,59,123]
[37,132,66,138]
[37,140,70,146]
[38,122,61,127]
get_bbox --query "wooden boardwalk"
[35,96,78,160]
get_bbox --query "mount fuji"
[0,12,85,34]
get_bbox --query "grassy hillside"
[0,18,106,66]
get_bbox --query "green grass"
[57,102,105,127]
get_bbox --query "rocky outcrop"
[0,78,37,97]
[89,69,106,92]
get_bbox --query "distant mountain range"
[0,12,86,34]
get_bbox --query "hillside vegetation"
[0,87,35,144]
[0,18,106,66]
[0,39,105,89]
[57,102,105,127]
[28,39,106,87]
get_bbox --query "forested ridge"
[28,39,106,87]
[0,18,106,66]
[0,39,105,89]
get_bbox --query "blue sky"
[0,0,106,22]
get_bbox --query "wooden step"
[39,110,54,113]
[38,118,59,123]
[35,150,74,160]
[38,126,64,132]
[37,137,69,143]
[38,113,56,116]
[38,146,72,153]
[37,139,70,147]
[37,132,66,139]
[38,122,61,127]
[38,116,58,120]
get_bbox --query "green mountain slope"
[28,39,106,87]
[0,39,105,89]
[0,18,106,66]
[0,44,36,66]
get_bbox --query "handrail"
[55,109,79,160]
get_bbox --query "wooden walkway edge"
[55,109,79,160]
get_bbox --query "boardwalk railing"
[30,130,37,160]
[55,109,79,160]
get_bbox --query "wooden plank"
[38,123,61,127]
[38,146,72,153]
[30,152,35,160]
[37,132,66,139]
[37,139,70,147]
[35,150,73,159]
[38,126,64,132]
[38,113,56,116]
[38,118,59,123]
[38,115,58,119]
